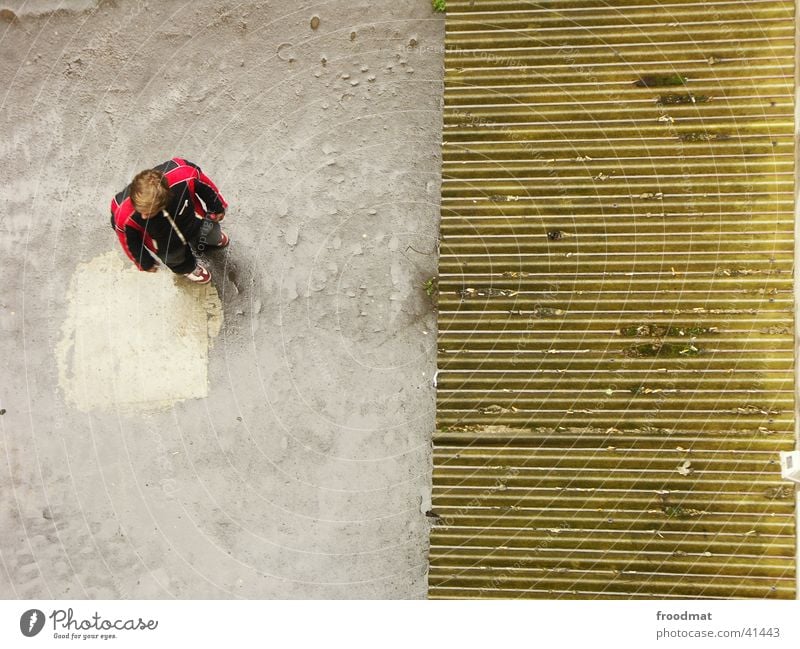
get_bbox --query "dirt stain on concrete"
[56,251,222,412]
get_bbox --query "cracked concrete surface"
[0,0,443,598]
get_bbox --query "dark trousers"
[160,217,222,274]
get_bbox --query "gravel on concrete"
[0,0,443,598]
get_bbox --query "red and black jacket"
[109,157,228,272]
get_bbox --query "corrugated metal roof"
[429,0,796,599]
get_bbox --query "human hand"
[144,266,158,273]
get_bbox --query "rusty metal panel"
[430,0,796,599]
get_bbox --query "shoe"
[215,231,230,248]
[184,264,211,284]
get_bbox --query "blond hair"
[130,169,169,215]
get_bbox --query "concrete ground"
[0,0,443,598]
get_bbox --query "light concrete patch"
[56,251,222,412]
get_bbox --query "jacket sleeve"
[185,159,228,215]
[122,225,156,271]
